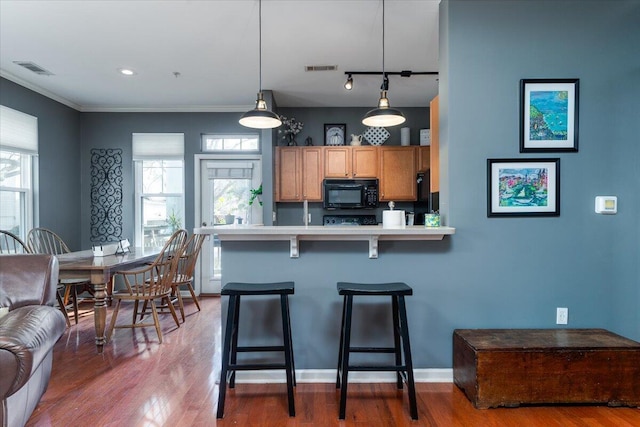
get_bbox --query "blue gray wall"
[440,0,639,343]
[0,78,82,249]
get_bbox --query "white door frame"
[194,154,262,294]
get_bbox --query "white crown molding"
[2,69,255,113]
[1,69,82,111]
[223,368,454,384]
[80,105,253,113]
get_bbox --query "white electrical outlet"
[556,307,568,325]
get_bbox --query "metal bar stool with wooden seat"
[217,281,296,419]
[336,282,418,420]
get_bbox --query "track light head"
[344,74,353,90]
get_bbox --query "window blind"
[0,105,38,154]
[132,133,184,160]
[206,161,254,179]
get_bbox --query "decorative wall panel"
[90,148,123,242]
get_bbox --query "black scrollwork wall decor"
[90,148,123,242]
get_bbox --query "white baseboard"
[225,368,453,384]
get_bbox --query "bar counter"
[194,225,456,258]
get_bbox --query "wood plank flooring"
[27,297,640,426]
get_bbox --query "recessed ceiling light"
[118,68,136,76]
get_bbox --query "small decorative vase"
[287,135,297,146]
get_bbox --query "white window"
[133,133,184,248]
[0,106,38,241]
[202,134,260,152]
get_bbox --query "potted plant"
[249,184,263,206]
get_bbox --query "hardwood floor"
[27,297,640,426]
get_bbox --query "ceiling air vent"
[13,61,54,76]
[305,65,338,72]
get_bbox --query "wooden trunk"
[453,329,640,409]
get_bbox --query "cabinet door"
[430,96,440,193]
[379,147,417,201]
[275,147,301,202]
[417,146,430,173]
[352,146,379,178]
[324,147,351,178]
[301,147,324,201]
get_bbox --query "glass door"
[199,158,262,294]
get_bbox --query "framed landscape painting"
[520,79,579,152]
[487,158,560,217]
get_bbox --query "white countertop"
[194,225,455,258]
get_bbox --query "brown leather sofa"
[0,254,67,427]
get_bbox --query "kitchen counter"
[194,225,455,258]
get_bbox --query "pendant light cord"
[382,0,385,78]
[259,0,263,92]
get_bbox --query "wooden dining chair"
[0,230,30,254]
[168,233,206,322]
[135,229,187,325]
[2,229,71,327]
[26,227,92,325]
[107,240,184,344]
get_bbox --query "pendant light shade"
[362,0,406,127]
[362,90,406,127]
[240,0,281,129]
[239,92,282,129]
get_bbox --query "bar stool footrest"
[236,345,286,352]
[347,365,408,371]
[228,363,287,371]
[349,346,397,353]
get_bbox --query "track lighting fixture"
[344,74,353,90]
[239,0,282,129]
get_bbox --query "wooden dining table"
[56,247,160,353]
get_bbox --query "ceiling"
[0,0,440,112]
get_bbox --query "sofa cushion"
[0,254,59,309]
[0,305,66,399]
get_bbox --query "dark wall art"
[90,148,123,242]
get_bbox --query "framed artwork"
[324,123,346,146]
[520,78,579,152]
[487,158,560,217]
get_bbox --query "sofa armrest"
[0,305,66,400]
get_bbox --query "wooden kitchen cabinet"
[379,146,417,202]
[324,146,378,178]
[275,147,324,202]
[430,96,440,193]
[301,147,324,200]
[275,147,301,202]
[417,146,430,173]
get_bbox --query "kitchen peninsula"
[195,224,455,258]
[196,223,456,377]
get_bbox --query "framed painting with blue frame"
[520,79,579,152]
[487,158,560,217]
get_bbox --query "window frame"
[201,133,261,153]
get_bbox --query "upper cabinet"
[325,146,378,178]
[430,96,440,193]
[276,146,419,203]
[275,147,324,202]
[379,146,417,202]
[417,146,430,173]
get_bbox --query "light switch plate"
[595,196,617,214]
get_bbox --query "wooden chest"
[453,329,640,409]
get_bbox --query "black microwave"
[323,179,379,209]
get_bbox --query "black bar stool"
[336,282,418,420]
[216,281,296,418]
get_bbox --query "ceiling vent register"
[13,61,54,76]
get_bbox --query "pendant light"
[362,0,406,127]
[239,0,282,129]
